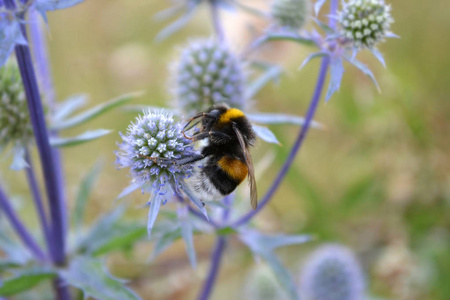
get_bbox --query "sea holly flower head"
[271,0,310,31]
[116,109,195,200]
[171,39,246,116]
[338,0,394,49]
[299,244,366,300]
[0,61,32,150]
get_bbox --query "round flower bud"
[0,61,32,149]
[339,0,394,49]
[116,109,195,198]
[271,0,309,31]
[299,244,365,300]
[172,39,246,116]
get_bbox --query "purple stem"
[29,9,68,238]
[29,11,56,109]
[210,0,225,42]
[24,149,53,253]
[233,0,339,227]
[13,20,66,265]
[197,236,226,300]
[0,185,46,262]
[234,57,330,226]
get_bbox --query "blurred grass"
[1,0,449,299]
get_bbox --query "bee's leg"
[138,153,206,166]
[171,153,206,165]
[208,131,233,144]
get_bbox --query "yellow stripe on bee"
[218,108,245,125]
[218,156,248,183]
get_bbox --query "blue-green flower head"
[271,0,310,31]
[299,244,365,300]
[116,109,195,200]
[172,39,246,116]
[339,0,394,49]
[0,61,32,150]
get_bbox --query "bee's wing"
[232,123,258,209]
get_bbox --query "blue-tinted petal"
[10,146,28,170]
[299,52,328,70]
[344,55,380,91]
[325,57,344,101]
[370,48,386,68]
[147,193,161,238]
[252,124,280,145]
[0,18,25,67]
[314,0,327,16]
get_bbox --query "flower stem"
[29,9,69,239]
[234,57,330,226]
[197,236,227,300]
[14,24,66,265]
[233,0,339,227]
[0,185,46,262]
[210,0,225,42]
[24,149,53,254]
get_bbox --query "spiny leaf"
[155,8,196,42]
[252,125,280,145]
[50,129,112,147]
[51,92,141,130]
[344,55,380,91]
[180,216,196,268]
[325,57,344,101]
[0,268,55,297]
[245,65,282,100]
[73,160,103,230]
[314,0,327,15]
[247,112,323,128]
[60,256,141,300]
[147,193,161,238]
[53,94,87,122]
[299,52,328,70]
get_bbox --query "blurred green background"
[2,0,450,299]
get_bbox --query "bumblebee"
[144,104,257,209]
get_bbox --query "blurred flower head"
[339,0,394,49]
[299,244,365,300]
[271,0,310,31]
[0,61,32,150]
[171,39,246,116]
[116,109,195,200]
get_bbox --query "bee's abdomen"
[217,156,248,183]
[201,156,247,196]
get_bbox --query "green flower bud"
[339,0,394,49]
[0,61,32,149]
[171,39,246,116]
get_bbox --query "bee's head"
[207,104,256,146]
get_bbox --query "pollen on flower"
[0,61,32,149]
[116,109,196,200]
[171,39,246,116]
[299,244,366,300]
[339,0,394,49]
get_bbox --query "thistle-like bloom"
[0,61,32,150]
[339,0,394,49]
[172,39,246,116]
[116,109,195,200]
[271,0,310,31]
[299,244,365,300]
